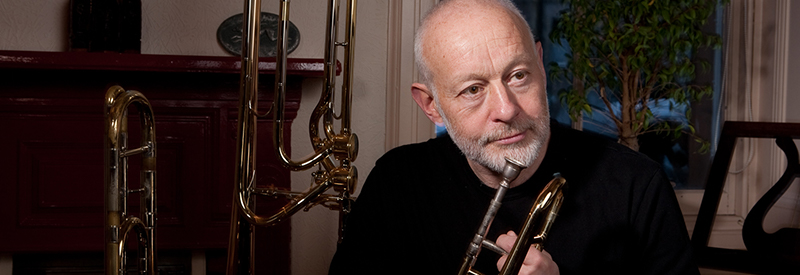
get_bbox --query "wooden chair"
[692,121,800,274]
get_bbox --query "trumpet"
[104,85,157,275]
[458,158,566,275]
[226,0,359,273]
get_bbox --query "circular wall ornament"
[217,12,300,57]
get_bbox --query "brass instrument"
[226,0,359,273]
[458,158,567,275]
[104,85,157,275]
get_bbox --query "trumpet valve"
[332,133,358,162]
[331,165,358,194]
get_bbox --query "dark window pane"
[513,0,725,189]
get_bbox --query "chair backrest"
[692,121,800,273]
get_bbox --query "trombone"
[458,158,566,275]
[226,0,359,273]
[104,85,157,275]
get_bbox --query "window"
[514,0,725,189]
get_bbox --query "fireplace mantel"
[0,50,318,274]
[0,50,328,76]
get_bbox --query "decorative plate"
[217,12,300,57]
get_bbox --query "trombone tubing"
[232,0,358,226]
[316,0,357,140]
[104,85,157,275]
[227,0,359,274]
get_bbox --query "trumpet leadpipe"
[458,157,525,275]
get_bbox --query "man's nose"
[487,83,520,123]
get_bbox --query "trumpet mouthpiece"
[502,157,526,183]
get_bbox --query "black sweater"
[329,122,698,275]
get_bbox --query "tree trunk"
[618,60,638,152]
[572,70,584,131]
[617,58,639,152]
[619,135,639,151]
[571,113,583,131]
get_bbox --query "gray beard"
[440,110,550,174]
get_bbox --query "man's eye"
[464,86,481,94]
[512,71,526,80]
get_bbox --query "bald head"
[414,0,538,91]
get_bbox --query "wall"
[0,1,70,52]
[0,0,388,274]
[789,0,800,122]
[0,0,327,57]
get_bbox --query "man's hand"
[495,231,560,275]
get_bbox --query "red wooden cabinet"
[0,51,321,273]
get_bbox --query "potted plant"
[550,0,723,152]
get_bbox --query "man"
[329,0,697,274]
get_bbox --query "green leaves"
[558,87,592,122]
[550,0,725,151]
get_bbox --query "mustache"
[480,118,541,145]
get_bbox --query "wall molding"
[769,0,790,189]
[385,0,436,151]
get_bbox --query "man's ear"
[411,83,444,125]
[536,41,543,62]
[535,41,545,74]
